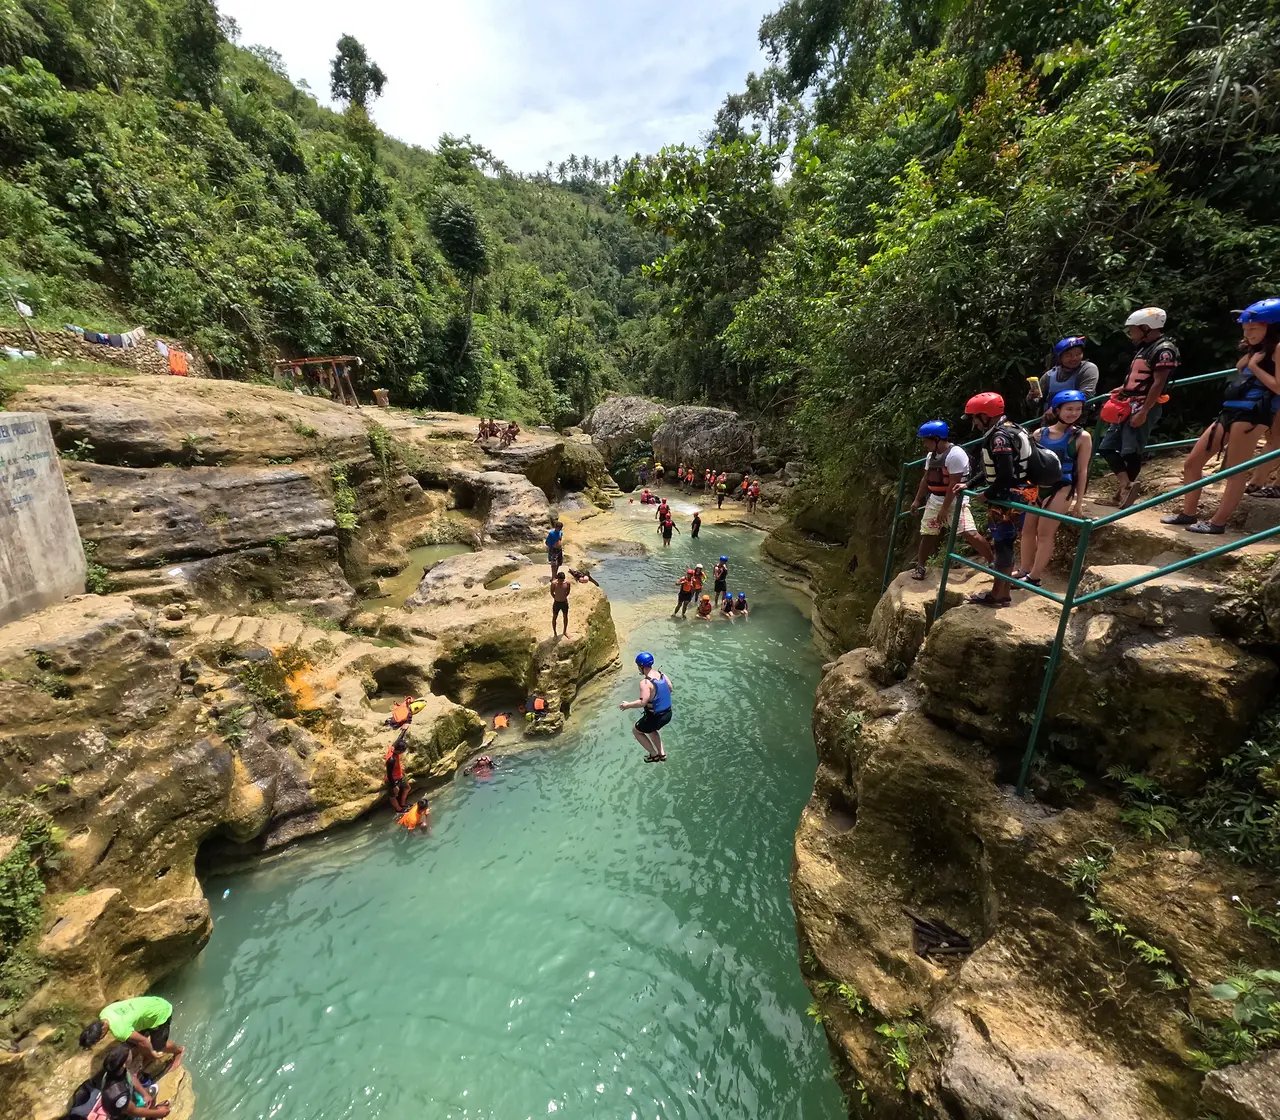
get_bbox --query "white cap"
[1125,306,1167,329]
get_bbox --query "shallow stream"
[160,509,845,1119]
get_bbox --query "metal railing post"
[1015,522,1093,797]
[881,463,910,594]
[931,489,964,627]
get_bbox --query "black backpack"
[995,422,1062,487]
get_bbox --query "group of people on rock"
[70,997,183,1118]
[473,417,520,446]
[908,299,1280,606]
[635,462,762,512]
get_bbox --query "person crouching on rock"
[551,571,571,636]
[385,729,411,812]
[95,1042,172,1119]
[79,996,183,1074]
[696,594,713,619]
[620,651,672,762]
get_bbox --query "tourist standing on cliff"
[551,571,572,636]
[1098,307,1180,508]
[545,520,564,577]
[1160,299,1280,533]
[620,652,672,762]
[79,997,184,1071]
[1025,336,1098,416]
[908,420,993,580]
[964,392,1036,607]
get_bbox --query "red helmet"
[964,392,1005,418]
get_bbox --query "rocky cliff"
[0,374,619,1119]
[795,515,1280,1117]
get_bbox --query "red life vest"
[385,745,404,782]
[925,451,950,495]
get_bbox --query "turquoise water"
[161,517,844,1120]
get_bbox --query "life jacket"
[735,597,749,611]
[714,563,727,580]
[697,599,712,616]
[1036,425,1082,483]
[680,576,694,593]
[1223,365,1272,415]
[398,804,423,829]
[385,745,404,782]
[493,713,509,729]
[750,483,760,496]
[409,699,427,716]
[528,695,548,713]
[645,671,672,713]
[981,421,1037,487]
[692,571,704,589]
[389,697,414,727]
[924,450,950,495]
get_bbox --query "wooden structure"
[274,355,364,408]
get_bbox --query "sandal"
[910,565,927,580]
[1160,513,1198,525]
[1259,487,1280,499]
[1187,521,1225,535]
[966,591,1012,607]
[1016,574,1042,587]
[1117,482,1142,510]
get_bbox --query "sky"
[216,0,778,172]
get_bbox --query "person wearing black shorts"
[619,652,673,761]
[712,556,728,603]
[550,572,571,636]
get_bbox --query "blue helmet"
[1054,335,1087,357]
[1050,389,1088,409]
[736,591,747,599]
[917,420,949,440]
[1239,299,1280,324]
[719,556,728,563]
[635,652,654,669]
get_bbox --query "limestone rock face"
[448,469,552,543]
[557,439,610,493]
[650,405,755,473]
[1202,1050,1280,1120]
[581,395,667,460]
[483,439,563,499]
[793,572,1279,1120]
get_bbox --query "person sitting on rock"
[79,997,183,1072]
[100,1043,171,1119]
[551,571,572,636]
[567,568,599,586]
[385,729,411,812]
[721,591,736,617]
[734,591,750,616]
[474,418,490,443]
[696,594,713,619]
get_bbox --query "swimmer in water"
[465,755,497,776]
[619,652,672,762]
[397,798,430,830]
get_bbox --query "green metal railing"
[873,366,1280,798]
[878,367,1238,595]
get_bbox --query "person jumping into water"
[620,651,672,762]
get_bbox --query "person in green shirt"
[79,996,183,1068]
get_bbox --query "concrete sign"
[0,412,86,624]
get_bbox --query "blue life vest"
[646,672,672,713]
[1045,366,1083,392]
[1224,367,1270,411]
[1037,426,1077,483]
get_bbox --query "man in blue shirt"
[545,520,564,577]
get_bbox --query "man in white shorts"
[908,420,995,579]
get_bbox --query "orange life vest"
[692,571,704,590]
[493,713,510,729]
[680,576,694,593]
[399,804,423,829]
[924,451,950,495]
[385,745,404,782]
[390,697,414,726]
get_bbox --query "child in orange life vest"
[397,798,430,830]
[696,594,713,619]
[673,568,696,616]
[385,728,411,812]
[691,563,705,593]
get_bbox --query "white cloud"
[217,0,776,170]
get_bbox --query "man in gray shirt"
[1027,336,1099,412]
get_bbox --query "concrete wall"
[0,412,86,624]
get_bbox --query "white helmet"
[1125,306,1167,329]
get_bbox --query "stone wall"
[0,412,85,623]
[0,327,210,379]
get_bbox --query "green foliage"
[1235,897,1280,948]
[216,704,252,749]
[1183,969,1280,1070]
[875,1018,928,1091]
[367,424,396,487]
[330,466,358,532]
[1,13,659,422]
[59,439,95,462]
[0,799,62,994]
[82,540,111,594]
